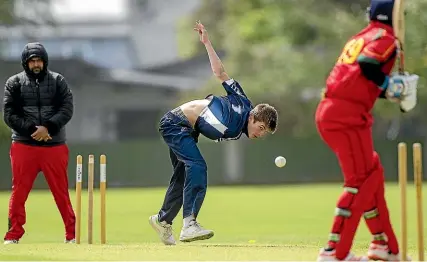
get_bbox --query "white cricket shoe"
[367,243,412,261]
[367,243,389,260]
[64,239,76,244]
[317,248,368,261]
[3,239,18,245]
[179,220,214,242]
[149,214,176,245]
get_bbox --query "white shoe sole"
[367,253,389,261]
[179,231,214,242]
[3,241,18,245]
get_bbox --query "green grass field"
[0,183,425,261]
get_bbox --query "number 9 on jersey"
[337,38,365,65]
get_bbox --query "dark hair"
[250,103,278,133]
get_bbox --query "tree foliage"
[0,0,14,24]
[178,0,427,137]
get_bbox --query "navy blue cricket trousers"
[157,108,208,224]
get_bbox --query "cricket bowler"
[315,0,419,261]
[149,21,278,245]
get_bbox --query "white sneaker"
[317,248,368,261]
[64,239,76,244]
[4,240,18,245]
[367,243,389,260]
[148,214,176,245]
[367,243,412,261]
[179,220,214,242]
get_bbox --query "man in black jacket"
[2,42,76,244]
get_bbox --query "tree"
[177,0,427,137]
[0,0,14,24]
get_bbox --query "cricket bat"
[393,0,405,74]
[393,2,409,260]
[386,0,406,141]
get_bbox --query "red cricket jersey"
[316,21,397,127]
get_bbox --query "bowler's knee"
[193,160,207,176]
[187,160,208,186]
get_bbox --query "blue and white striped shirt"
[196,79,253,142]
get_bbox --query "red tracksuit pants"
[4,142,75,241]
[315,99,399,260]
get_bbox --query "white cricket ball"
[275,156,287,168]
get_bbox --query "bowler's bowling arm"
[204,40,230,82]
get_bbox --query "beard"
[31,67,41,74]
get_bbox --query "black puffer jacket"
[2,42,73,146]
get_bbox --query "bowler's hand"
[31,126,51,142]
[194,20,210,44]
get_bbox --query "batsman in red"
[315,0,419,261]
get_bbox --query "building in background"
[0,0,212,142]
